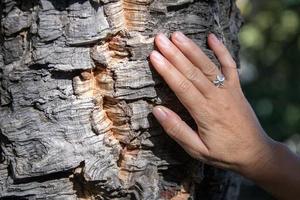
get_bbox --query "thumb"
[152,106,208,159]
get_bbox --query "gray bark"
[0,0,243,199]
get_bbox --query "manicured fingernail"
[210,33,220,44]
[174,31,188,42]
[152,106,167,121]
[151,51,164,62]
[157,33,171,47]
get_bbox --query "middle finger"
[155,33,215,95]
[171,32,223,83]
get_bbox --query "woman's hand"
[149,31,300,200]
[149,32,275,174]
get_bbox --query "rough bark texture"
[0,0,243,199]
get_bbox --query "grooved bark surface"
[0,0,243,199]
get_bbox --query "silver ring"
[213,74,225,88]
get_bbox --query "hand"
[149,32,276,174]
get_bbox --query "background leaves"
[237,0,300,141]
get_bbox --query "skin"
[149,31,300,200]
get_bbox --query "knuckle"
[186,68,199,81]
[223,52,237,68]
[227,71,240,86]
[167,47,179,57]
[227,58,237,69]
[177,79,192,92]
[219,45,228,55]
[165,121,182,138]
[187,43,198,53]
[205,87,219,99]
[204,63,218,77]
[230,60,237,68]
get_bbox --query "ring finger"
[170,32,224,84]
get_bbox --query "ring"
[213,74,225,88]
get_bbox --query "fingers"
[170,32,222,82]
[152,106,209,159]
[154,33,214,94]
[207,33,239,84]
[150,51,206,115]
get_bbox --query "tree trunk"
[0,0,242,199]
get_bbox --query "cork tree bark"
[0,0,242,199]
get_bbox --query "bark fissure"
[11,165,74,185]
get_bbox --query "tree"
[0,0,242,199]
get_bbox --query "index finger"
[150,50,206,115]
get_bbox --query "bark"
[0,0,243,199]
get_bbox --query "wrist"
[236,135,279,180]
[236,139,300,199]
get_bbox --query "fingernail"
[174,31,188,43]
[151,51,164,62]
[157,33,171,47]
[210,33,220,44]
[152,106,167,121]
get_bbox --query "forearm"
[241,140,300,200]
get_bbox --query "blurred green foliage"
[237,0,300,141]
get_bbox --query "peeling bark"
[0,0,243,199]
